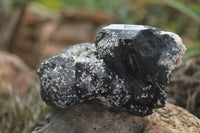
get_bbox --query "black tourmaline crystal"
[37,24,186,116]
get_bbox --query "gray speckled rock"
[37,24,186,116]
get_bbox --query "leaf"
[161,0,200,24]
[132,0,200,24]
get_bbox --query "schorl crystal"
[37,24,186,116]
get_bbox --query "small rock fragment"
[37,24,186,116]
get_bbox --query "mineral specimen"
[37,24,186,116]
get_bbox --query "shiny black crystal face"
[38,24,185,116]
[95,26,181,86]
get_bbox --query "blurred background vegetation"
[1,0,200,55]
[34,0,200,39]
[0,0,200,132]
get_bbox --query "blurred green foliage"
[32,0,200,60]
[8,0,200,62]
[0,77,49,133]
[31,0,62,9]
[132,0,200,39]
[31,0,200,40]
[183,42,200,60]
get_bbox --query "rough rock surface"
[147,103,200,133]
[38,24,186,116]
[32,102,200,133]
